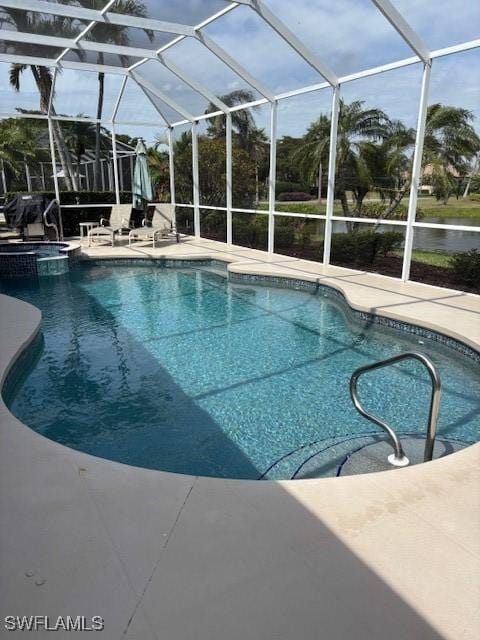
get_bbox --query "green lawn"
[416,197,480,219]
[266,195,480,220]
[394,249,452,268]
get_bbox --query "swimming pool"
[2,261,479,479]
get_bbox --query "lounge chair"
[128,204,180,247]
[88,204,133,247]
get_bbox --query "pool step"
[263,434,467,480]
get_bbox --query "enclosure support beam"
[322,86,340,266]
[111,76,128,123]
[47,117,60,203]
[267,101,278,254]
[111,125,120,205]
[47,115,63,238]
[226,113,233,244]
[402,62,431,282]
[192,121,200,238]
[0,1,196,37]
[167,127,176,226]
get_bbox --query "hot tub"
[0,242,81,277]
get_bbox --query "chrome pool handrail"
[350,351,442,467]
[43,199,59,242]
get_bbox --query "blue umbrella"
[132,139,153,210]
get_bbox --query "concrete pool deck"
[1,236,479,639]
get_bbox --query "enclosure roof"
[0,0,479,125]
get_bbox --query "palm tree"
[148,140,170,201]
[245,128,268,204]
[77,1,154,190]
[293,114,330,201]
[335,100,392,214]
[4,10,82,190]
[0,118,37,189]
[205,89,259,145]
[62,118,99,189]
[293,101,391,215]
[377,104,480,213]
[422,104,480,204]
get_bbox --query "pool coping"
[1,239,479,639]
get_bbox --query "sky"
[0,0,479,143]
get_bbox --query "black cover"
[4,194,59,232]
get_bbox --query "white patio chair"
[128,204,179,247]
[88,204,133,247]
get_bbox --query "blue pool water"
[1,262,479,479]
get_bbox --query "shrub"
[357,201,424,221]
[232,214,267,249]
[259,202,323,214]
[469,193,480,202]
[468,176,480,194]
[274,225,295,248]
[278,191,313,202]
[376,231,405,257]
[275,181,309,197]
[449,249,480,286]
[325,230,403,266]
[200,210,226,241]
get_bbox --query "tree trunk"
[463,154,479,198]
[94,67,105,191]
[255,163,259,205]
[339,191,349,215]
[77,153,81,190]
[317,161,322,201]
[383,181,410,217]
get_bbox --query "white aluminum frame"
[267,101,278,253]
[1,0,479,284]
[402,63,431,281]
[323,87,340,265]
[191,121,200,238]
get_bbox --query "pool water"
[1,262,479,479]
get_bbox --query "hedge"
[275,181,310,197]
[324,230,404,266]
[277,191,313,202]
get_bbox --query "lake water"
[413,217,480,252]
[332,216,480,253]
